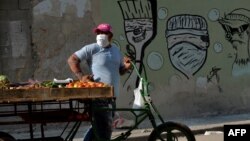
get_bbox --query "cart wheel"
[0,132,16,141]
[148,122,196,141]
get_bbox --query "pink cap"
[93,23,112,33]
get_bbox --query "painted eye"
[239,24,249,33]
[222,24,232,33]
[133,27,142,35]
[226,33,232,41]
[200,35,210,43]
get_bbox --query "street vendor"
[67,23,131,140]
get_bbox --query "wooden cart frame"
[0,87,114,141]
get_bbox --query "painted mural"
[114,1,250,95]
[117,0,157,91]
[116,0,214,93]
[166,14,210,79]
[219,8,250,77]
[107,0,250,116]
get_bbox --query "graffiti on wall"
[166,15,210,79]
[115,1,250,94]
[218,8,250,77]
[117,0,157,90]
[117,1,214,92]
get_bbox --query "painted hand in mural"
[166,15,210,79]
[219,8,250,76]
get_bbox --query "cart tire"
[0,132,16,141]
[148,121,196,141]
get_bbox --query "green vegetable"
[0,75,10,89]
[41,81,53,87]
[41,81,61,88]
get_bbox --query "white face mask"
[96,34,110,47]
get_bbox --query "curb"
[122,125,224,141]
[124,120,250,141]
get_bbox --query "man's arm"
[67,54,94,82]
[67,54,83,80]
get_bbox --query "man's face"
[96,31,113,42]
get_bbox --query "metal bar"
[40,102,45,139]
[27,103,34,139]
[68,121,82,141]
[41,124,45,139]
[64,121,80,141]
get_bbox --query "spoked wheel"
[148,122,196,141]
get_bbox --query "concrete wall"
[1,0,250,119]
[31,0,100,81]
[0,0,33,81]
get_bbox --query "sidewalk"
[112,113,250,141]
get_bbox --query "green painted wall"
[99,0,250,118]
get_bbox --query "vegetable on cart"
[0,75,10,89]
[0,80,114,141]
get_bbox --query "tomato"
[73,83,78,88]
[96,82,104,87]
[66,81,109,88]
[66,83,74,88]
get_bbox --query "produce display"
[0,75,110,90]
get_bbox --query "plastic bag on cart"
[132,78,146,111]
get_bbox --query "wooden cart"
[0,87,114,141]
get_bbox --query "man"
[67,23,131,140]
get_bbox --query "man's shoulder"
[111,44,121,51]
[84,43,98,48]
[80,43,100,51]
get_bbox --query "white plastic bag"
[132,78,145,109]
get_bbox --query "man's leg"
[92,100,113,141]
[83,126,93,141]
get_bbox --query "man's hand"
[80,75,94,82]
[123,56,132,70]
[120,56,132,75]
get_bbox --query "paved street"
[195,131,223,141]
[1,113,250,140]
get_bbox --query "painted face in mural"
[118,0,156,61]
[219,9,250,76]
[166,15,209,78]
[118,0,157,92]
[169,41,207,76]
[125,19,153,52]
